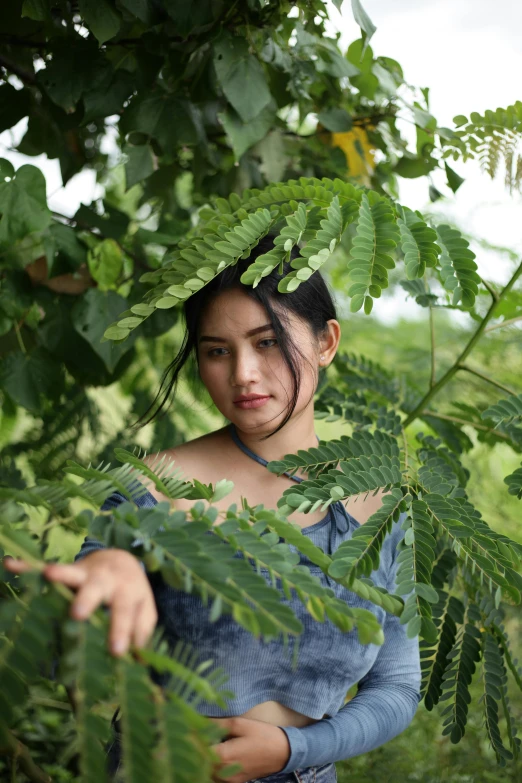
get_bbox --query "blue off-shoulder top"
[75,424,422,774]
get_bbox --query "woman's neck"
[229,414,318,467]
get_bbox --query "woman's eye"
[207,339,277,357]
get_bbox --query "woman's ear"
[318,319,341,366]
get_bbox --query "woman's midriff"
[239,701,326,727]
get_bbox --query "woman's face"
[196,288,321,432]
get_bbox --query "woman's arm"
[276,605,422,772]
[277,514,421,774]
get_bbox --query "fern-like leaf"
[397,205,440,279]
[347,191,400,314]
[435,223,481,308]
[439,601,482,743]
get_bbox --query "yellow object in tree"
[331,125,376,186]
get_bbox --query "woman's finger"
[109,593,140,656]
[2,558,35,574]
[43,563,89,589]
[69,575,112,621]
[132,597,158,649]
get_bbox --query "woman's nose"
[230,351,262,386]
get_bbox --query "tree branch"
[402,259,522,428]
[0,54,36,84]
[0,728,52,783]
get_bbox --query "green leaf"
[78,0,121,45]
[124,143,154,190]
[218,100,276,160]
[82,69,134,124]
[37,43,108,112]
[0,348,64,413]
[155,296,179,309]
[317,108,353,132]
[350,0,377,54]
[163,0,217,36]
[44,221,88,276]
[87,239,123,290]
[0,164,51,250]
[118,0,152,23]
[74,202,129,241]
[412,106,437,129]
[213,31,272,123]
[21,0,52,21]
[453,114,468,127]
[121,95,203,154]
[253,128,288,183]
[0,159,15,180]
[414,582,439,603]
[444,161,465,193]
[210,480,235,504]
[346,38,373,73]
[393,155,437,179]
[71,289,136,373]
[103,325,130,340]
[429,184,444,202]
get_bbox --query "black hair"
[134,232,338,440]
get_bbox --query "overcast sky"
[1,0,520,325]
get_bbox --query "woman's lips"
[233,396,271,409]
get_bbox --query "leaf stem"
[13,320,26,354]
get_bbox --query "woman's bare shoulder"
[140,426,230,500]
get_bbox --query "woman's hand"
[3,549,158,657]
[207,716,291,783]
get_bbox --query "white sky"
[1,0,521,326]
[326,0,522,322]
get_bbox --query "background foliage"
[1,1,521,781]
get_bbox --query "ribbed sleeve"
[277,609,421,772]
[74,536,107,562]
[276,519,422,774]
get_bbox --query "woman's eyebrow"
[198,323,274,344]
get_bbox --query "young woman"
[4,235,422,783]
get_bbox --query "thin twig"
[457,363,518,397]
[479,276,499,301]
[484,314,522,333]
[419,410,512,441]
[402,259,522,428]
[429,305,436,388]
